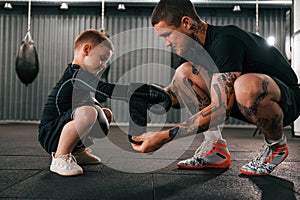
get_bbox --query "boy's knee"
[74,106,98,127]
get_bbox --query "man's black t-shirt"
[204,24,298,86]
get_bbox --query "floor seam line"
[0,170,44,193]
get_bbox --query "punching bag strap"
[25,0,32,42]
[27,0,31,33]
[23,31,33,43]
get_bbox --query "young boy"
[38,29,114,176]
[38,29,172,176]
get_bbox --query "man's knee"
[175,62,193,78]
[175,62,210,95]
[234,74,270,106]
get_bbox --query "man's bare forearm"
[169,72,238,139]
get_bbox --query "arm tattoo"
[169,72,238,139]
[166,86,178,104]
[192,65,200,75]
[166,80,181,106]
[220,73,236,116]
[182,77,201,114]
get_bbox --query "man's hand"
[130,130,172,153]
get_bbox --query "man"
[131,0,300,176]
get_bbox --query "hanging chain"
[24,0,32,41]
[101,0,105,31]
[255,0,259,34]
[27,0,31,33]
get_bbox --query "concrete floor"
[0,123,299,200]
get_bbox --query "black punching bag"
[15,32,39,86]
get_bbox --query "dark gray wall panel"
[0,6,289,126]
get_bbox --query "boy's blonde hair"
[74,29,114,51]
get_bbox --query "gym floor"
[0,123,299,200]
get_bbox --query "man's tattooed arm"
[169,72,240,139]
[165,82,181,107]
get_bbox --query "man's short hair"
[74,29,114,52]
[151,0,200,27]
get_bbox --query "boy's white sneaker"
[73,148,101,165]
[50,153,83,176]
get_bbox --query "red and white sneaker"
[240,135,288,176]
[177,138,231,169]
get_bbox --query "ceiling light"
[267,36,275,46]
[4,2,12,9]
[60,3,68,10]
[117,4,125,11]
[233,5,241,12]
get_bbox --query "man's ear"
[83,44,91,56]
[181,16,193,30]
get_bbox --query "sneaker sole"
[77,161,101,165]
[50,168,83,176]
[239,147,289,176]
[239,169,269,176]
[176,160,231,170]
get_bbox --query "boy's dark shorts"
[38,105,105,154]
[230,76,300,127]
[38,109,73,154]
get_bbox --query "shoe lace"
[84,148,92,153]
[60,153,78,163]
[194,138,216,158]
[253,143,272,164]
[249,146,275,173]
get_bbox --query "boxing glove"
[95,104,110,136]
[128,83,172,114]
[128,95,147,145]
[88,98,111,138]
[127,83,172,144]
[148,84,172,114]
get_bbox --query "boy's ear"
[83,44,91,56]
